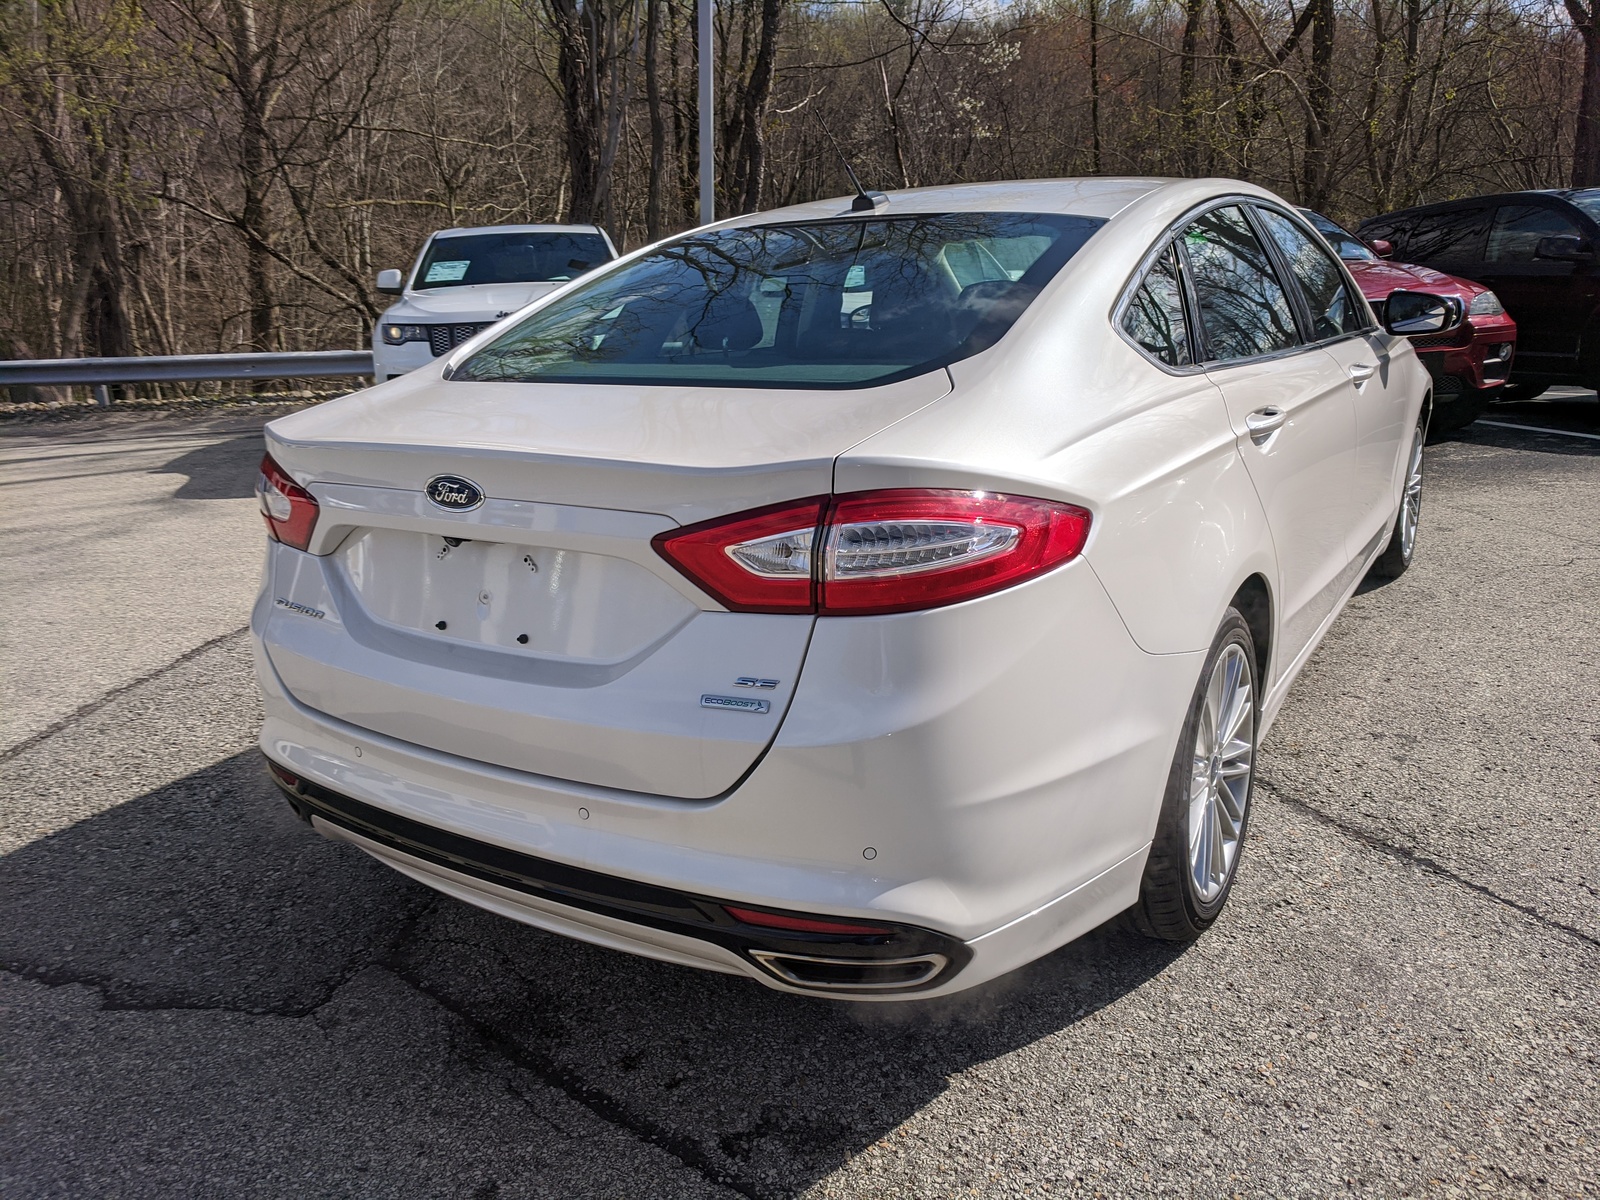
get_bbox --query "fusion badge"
[701,694,771,714]
[425,474,485,511]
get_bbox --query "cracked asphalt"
[2,396,1596,1198]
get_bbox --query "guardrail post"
[92,384,111,408]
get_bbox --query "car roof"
[725,177,1185,225]
[1361,190,1585,222]
[430,224,605,238]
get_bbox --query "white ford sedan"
[255,178,1444,998]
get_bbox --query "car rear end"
[253,201,1189,998]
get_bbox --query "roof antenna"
[817,119,888,213]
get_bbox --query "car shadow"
[155,434,264,499]
[1,749,1186,1196]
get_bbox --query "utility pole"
[698,0,714,225]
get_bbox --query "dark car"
[1302,209,1517,435]
[1357,190,1600,399]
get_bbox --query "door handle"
[1349,362,1377,385]
[1245,406,1287,443]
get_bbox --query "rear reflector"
[724,905,891,936]
[265,759,301,790]
[654,489,1090,615]
[257,454,319,551]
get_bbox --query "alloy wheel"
[1187,643,1255,903]
[1399,427,1424,563]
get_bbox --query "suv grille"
[428,323,492,357]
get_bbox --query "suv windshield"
[453,212,1106,389]
[414,231,611,289]
[1301,210,1376,261]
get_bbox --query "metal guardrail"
[0,350,374,405]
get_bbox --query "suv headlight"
[1468,291,1504,317]
[381,323,429,345]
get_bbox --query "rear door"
[1475,201,1599,380]
[1180,204,1362,666]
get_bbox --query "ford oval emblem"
[425,474,484,511]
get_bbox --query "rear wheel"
[1132,610,1257,942]
[1370,417,1424,580]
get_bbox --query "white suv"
[372,224,616,380]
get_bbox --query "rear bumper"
[254,555,1195,998]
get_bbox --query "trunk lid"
[259,371,951,798]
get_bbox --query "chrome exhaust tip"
[748,950,948,992]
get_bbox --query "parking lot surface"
[2,397,1596,1198]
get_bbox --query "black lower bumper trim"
[267,756,969,992]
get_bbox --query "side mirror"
[376,268,404,295]
[1367,238,1394,259]
[1534,234,1593,262]
[1384,290,1462,336]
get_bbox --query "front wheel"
[1370,417,1425,580]
[1132,610,1258,942]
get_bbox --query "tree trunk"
[644,0,667,238]
[1301,0,1335,207]
[1570,0,1600,186]
[731,0,782,212]
[1179,0,1205,176]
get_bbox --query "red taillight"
[256,453,319,551]
[652,496,825,613]
[723,905,890,936]
[654,488,1090,616]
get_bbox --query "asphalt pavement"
[1,395,1596,1199]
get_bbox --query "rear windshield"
[415,231,612,289]
[452,212,1106,389]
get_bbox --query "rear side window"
[1121,245,1192,366]
[1486,205,1585,262]
[1256,208,1367,340]
[1180,206,1301,362]
[1399,208,1491,265]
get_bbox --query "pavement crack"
[1,624,251,763]
[0,958,345,1018]
[379,960,759,1199]
[1261,779,1600,952]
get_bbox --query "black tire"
[1132,609,1258,942]
[1424,390,1489,441]
[1370,415,1425,580]
[1496,383,1548,403]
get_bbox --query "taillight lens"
[821,490,1091,614]
[256,453,319,551]
[653,489,1090,615]
[652,497,824,613]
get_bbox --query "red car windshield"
[1300,210,1377,262]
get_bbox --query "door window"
[1180,206,1301,362]
[1121,245,1192,366]
[1256,208,1367,340]
[1398,208,1491,265]
[1485,206,1585,262]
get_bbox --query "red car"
[1302,210,1517,436]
